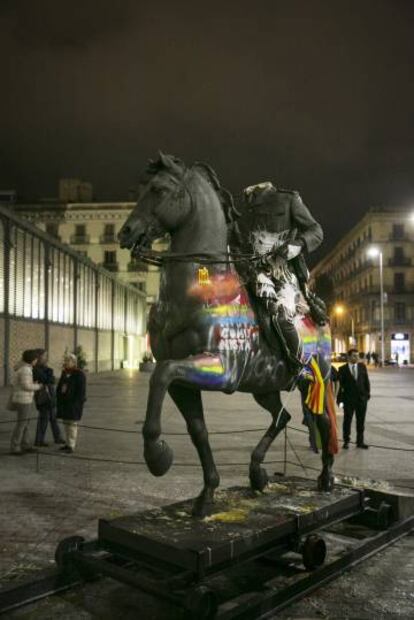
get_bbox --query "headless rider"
[235,181,327,372]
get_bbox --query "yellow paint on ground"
[205,508,249,523]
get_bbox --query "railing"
[389,233,410,241]
[100,234,117,243]
[70,234,90,244]
[101,262,119,272]
[128,261,148,272]
[388,257,411,267]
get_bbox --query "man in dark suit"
[338,349,371,449]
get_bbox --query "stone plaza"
[0,366,413,618]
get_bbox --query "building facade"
[12,200,166,308]
[311,208,414,363]
[0,205,147,385]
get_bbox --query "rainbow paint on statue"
[184,354,229,388]
[298,315,331,363]
[190,269,259,355]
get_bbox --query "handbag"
[6,390,18,411]
[35,386,51,408]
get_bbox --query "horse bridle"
[132,170,268,267]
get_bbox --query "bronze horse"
[119,153,337,517]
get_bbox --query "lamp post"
[334,304,355,346]
[367,247,385,365]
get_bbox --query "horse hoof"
[144,440,173,477]
[249,465,269,492]
[192,490,216,518]
[317,473,334,493]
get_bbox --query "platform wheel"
[55,535,85,569]
[184,585,218,619]
[302,534,327,571]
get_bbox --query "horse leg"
[142,355,227,479]
[315,412,335,492]
[142,361,176,477]
[168,384,219,518]
[249,392,291,492]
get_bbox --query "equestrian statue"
[118,153,338,518]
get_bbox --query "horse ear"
[158,151,168,166]
[158,151,184,177]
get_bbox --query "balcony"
[389,233,410,242]
[101,262,119,272]
[100,234,117,244]
[388,257,411,267]
[70,234,90,245]
[127,261,148,272]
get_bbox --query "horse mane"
[138,153,240,225]
[193,161,241,225]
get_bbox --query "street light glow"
[334,304,345,315]
[367,246,380,258]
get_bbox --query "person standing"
[10,350,42,455]
[56,353,87,454]
[338,349,371,450]
[33,349,65,447]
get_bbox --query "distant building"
[58,178,93,202]
[0,190,17,205]
[311,207,414,363]
[13,196,167,309]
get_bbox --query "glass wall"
[1,215,145,337]
[8,227,46,320]
[97,274,112,330]
[0,221,4,314]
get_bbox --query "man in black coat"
[33,349,65,447]
[338,349,371,449]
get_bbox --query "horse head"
[118,152,192,254]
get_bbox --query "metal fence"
[0,205,146,383]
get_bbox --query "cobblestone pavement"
[0,367,413,618]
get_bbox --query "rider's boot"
[267,301,304,374]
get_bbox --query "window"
[75,224,86,237]
[8,228,45,320]
[392,224,404,240]
[104,223,115,236]
[394,272,405,292]
[114,284,125,332]
[0,222,4,313]
[394,246,404,260]
[77,264,96,327]
[46,223,59,239]
[394,303,406,322]
[97,274,112,330]
[104,250,116,264]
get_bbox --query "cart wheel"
[184,585,218,619]
[55,536,85,569]
[302,534,326,571]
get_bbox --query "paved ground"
[0,366,413,618]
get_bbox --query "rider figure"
[234,181,327,372]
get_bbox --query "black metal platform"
[2,476,414,619]
[98,477,364,577]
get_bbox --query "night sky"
[1,0,414,256]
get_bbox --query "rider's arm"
[290,192,323,253]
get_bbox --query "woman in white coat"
[10,349,42,455]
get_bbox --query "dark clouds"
[1,0,414,254]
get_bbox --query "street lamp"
[367,246,385,365]
[333,304,355,345]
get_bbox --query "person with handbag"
[56,353,87,454]
[10,349,42,455]
[33,349,65,447]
